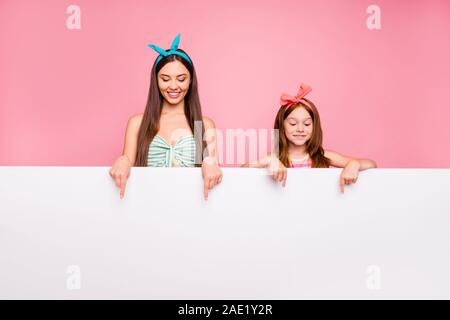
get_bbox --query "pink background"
[1,0,449,167]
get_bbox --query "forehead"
[158,60,189,76]
[286,106,312,121]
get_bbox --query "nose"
[169,79,178,90]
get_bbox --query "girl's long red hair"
[274,98,330,168]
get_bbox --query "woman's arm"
[121,113,143,166]
[202,117,223,200]
[109,113,143,198]
[202,117,219,164]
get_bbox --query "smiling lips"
[167,91,181,99]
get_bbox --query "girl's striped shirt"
[290,154,312,168]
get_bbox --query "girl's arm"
[241,154,287,187]
[241,154,272,168]
[324,150,377,193]
[324,150,377,170]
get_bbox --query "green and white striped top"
[147,134,196,167]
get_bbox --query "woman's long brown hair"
[134,49,206,167]
[274,98,330,168]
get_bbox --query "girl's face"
[157,60,191,105]
[283,106,313,146]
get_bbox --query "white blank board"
[0,167,450,299]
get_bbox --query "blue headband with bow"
[147,34,192,66]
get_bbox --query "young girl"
[109,34,222,200]
[242,83,377,192]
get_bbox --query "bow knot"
[280,83,312,108]
[147,34,192,65]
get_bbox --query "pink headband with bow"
[280,83,312,108]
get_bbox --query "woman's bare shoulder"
[128,113,144,129]
[202,116,215,130]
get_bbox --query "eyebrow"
[160,74,188,77]
[286,117,312,122]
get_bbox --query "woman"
[109,34,222,200]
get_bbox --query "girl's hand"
[202,157,223,200]
[340,159,360,193]
[268,156,287,187]
[109,155,132,199]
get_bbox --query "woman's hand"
[340,159,360,193]
[202,156,223,200]
[267,156,287,187]
[109,155,132,199]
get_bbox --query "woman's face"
[157,60,191,105]
[283,106,313,146]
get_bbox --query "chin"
[289,139,308,146]
[165,97,183,105]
